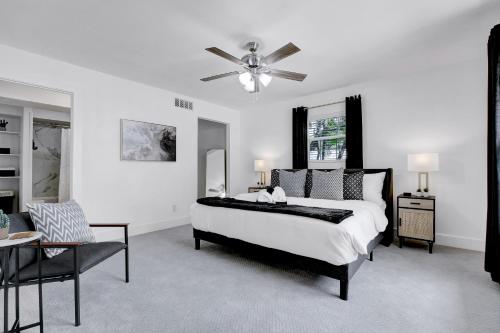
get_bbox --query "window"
[308,116,346,161]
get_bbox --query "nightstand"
[248,186,267,193]
[397,194,436,253]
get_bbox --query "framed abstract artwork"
[120,119,176,161]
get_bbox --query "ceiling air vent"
[175,97,193,110]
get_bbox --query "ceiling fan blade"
[263,43,301,65]
[268,69,307,81]
[205,47,246,66]
[200,71,241,82]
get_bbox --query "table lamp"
[407,153,439,196]
[254,160,267,186]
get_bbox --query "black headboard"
[270,168,394,246]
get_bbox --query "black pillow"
[270,169,280,187]
[304,170,313,197]
[343,171,364,200]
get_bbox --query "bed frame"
[193,168,393,300]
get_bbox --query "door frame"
[0,77,74,209]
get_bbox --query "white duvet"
[190,193,388,266]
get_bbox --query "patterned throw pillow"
[26,200,95,258]
[309,169,344,200]
[343,171,364,200]
[304,170,313,197]
[279,169,307,197]
[270,169,280,188]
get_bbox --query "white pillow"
[363,172,386,209]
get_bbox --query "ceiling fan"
[200,41,307,93]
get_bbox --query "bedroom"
[0,1,499,332]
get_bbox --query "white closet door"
[206,149,225,197]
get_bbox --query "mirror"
[205,149,226,197]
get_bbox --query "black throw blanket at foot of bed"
[197,197,353,224]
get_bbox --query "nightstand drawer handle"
[410,202,421,205]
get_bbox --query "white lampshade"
[254,159,266,172]
[239,72,252,86]
[408,153,439,172]
[243,80,255,92]
[259,73,272,87]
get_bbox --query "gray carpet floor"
[2,225,500,333]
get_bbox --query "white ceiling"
[0,0,498,110]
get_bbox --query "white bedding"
[190,193,388,266]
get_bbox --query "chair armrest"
[89,223,129,228]
[27,241,83,249]
[89,223,129,246]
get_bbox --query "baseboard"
[92,218,485,251]
[435,233,485,252]
[393,227,485,252]
[92,216,190,242]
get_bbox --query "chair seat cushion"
[16,242,126,282]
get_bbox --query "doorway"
[0,79,72,212]
[197,118,229,198]
[32,118,71,203]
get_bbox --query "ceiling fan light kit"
[201,41,307,93]
[259,73,272,87]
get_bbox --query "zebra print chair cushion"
[26,200,95,258]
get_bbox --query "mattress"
[190,193,388,266]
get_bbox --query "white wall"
[239,58,487,251]
[0,44,243,240]
[0,30,488,251]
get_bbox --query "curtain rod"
[307,100,345,110]
[33,119,70,129]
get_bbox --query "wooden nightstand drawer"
[248,186,266,193]
[398,208,434,241]
[398,197,434,210]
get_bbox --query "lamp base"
[416,172,431,196]
[257,171,266,186]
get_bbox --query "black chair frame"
[0,223,129,327]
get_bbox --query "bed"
[190,168,393,300]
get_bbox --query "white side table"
[0,232,43,333]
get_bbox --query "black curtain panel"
[345,95,363,169]
[292,106,308,169]
[486,24,500,284]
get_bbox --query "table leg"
[3,248,9,333]
[38,240,44,333]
